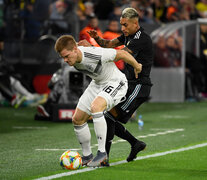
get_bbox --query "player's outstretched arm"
[87,30,122,48]
[115,50,142,78]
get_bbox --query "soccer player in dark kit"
[79,7,153,165]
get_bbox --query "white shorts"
[77,77,128,115]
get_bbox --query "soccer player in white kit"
[55,35,142,167]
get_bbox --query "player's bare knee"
[91,103,102,114]
[72,115,84,125]
[91,99,106,113]
[72,115,78,125]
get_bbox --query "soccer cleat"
[11,94,26,108]
[37,105,50,117]
[127,140,146,162]
[36,94,48,105]
[87,150,107,167]
[82,153,93,166]
[100,158,110,167]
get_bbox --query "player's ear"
[134,19,138,26]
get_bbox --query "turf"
[0,101,207,180]
[59,146,207,180]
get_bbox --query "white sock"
[92,112,107,153]
[10,76,34,99]
[74,123,92,156]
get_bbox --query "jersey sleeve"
[101,48,117,63]
[127,38,143,53]
[117,34,125,44]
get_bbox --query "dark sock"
[115,121,138,146]
[104,112,116,158]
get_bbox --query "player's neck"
[77,48,82,63]
[130,26,140,36]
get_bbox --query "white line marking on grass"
[35,149,80,151]
[13,126,48,130]
[112,128,184,145]
[162,115,188,119]
[35,129,184,151]
[150,128,171,131]
[34,142,207,180]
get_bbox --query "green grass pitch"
[0,101,207,180]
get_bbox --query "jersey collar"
[128,27,144,39]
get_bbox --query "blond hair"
[55,35,77,53]
[121,7,139,19]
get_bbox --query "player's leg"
[99,111,115,167]
[105,107,141,162]
[104,105,120,159]
[104,83,138,162]
[102,81,128,166]
[73,81,97,165]
[72,108,92,166]
[91,96,107,152]
[115,120,138,146]
[105,108,146,162]
[88,79,128,167]
[104,111,116,157]
[114,96,148,162]
[115,120,146,162]
[87,96,108,167]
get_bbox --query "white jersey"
[74,46,125,84]
[75,46,128,115]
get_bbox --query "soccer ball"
[60,150,82,170]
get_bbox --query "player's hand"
[87,30,99,39]
[78,40,92,47]
[134,63,142,79]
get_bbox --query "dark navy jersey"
[117,27,153,85]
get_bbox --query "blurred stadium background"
[0,0,207,179]
[1,0,207,108]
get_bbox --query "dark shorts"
[114,83,151,124]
